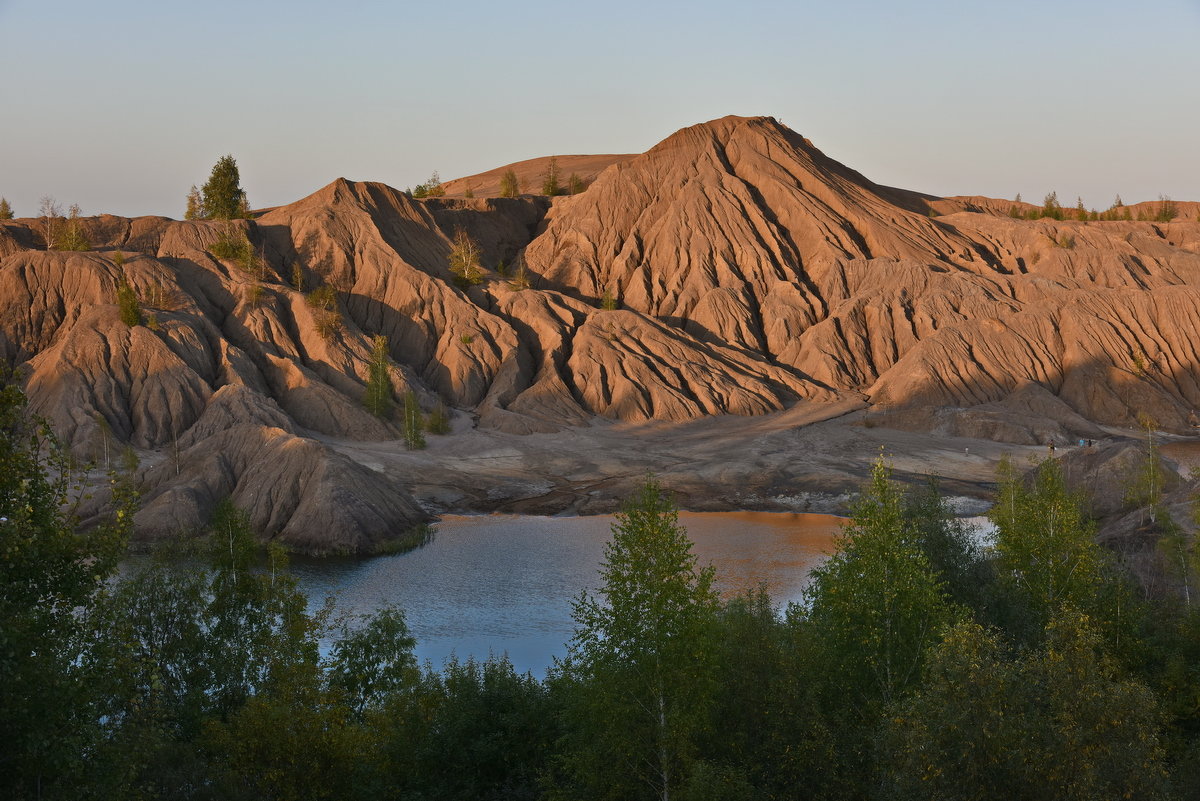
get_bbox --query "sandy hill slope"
[3,114,1199,550]
[441,154,635,198]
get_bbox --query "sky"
[1,0,1197,219]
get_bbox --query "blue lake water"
[288,511,845,676]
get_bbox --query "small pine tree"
[201,155,248,220]
[499,169,520,198]
[542,157,561,196]
[600,288,618,310]
[1076,196,1087,221]
[184,185,204,220]
[116,278,142,327]
[291,262,306,292]
[363,335,394,418]
[568,173,585,195]
[403,390,426,450]
[463,185,475,199]
[0,197,13,220]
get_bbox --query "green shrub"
[499,169,520,198]
[307,285,342,341]
[426,401,451,435]
[116,279,142,326]
[208,228,260,276]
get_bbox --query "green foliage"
[291,261,306,292]
[600,288,618,310]
[459,332,474,345]
[207,226,261,276]
[0,196,13,219]
[1053,232,1076,249]
[306,284,343,341]
[903,477,987,613]
[805,458,958,709]
[328,605,417,716]
[1155,195,1178,222]
[1042,190,1064,220]
[0,374,129,798]
[362,335,393,418]
[410,171,444,198]
[499,168,520,198]
[116,277,143,326]
[558,477,721,801]
[448,227,483,288]
[425,400,451,435]
[990,457,1111,640]
[402,390,425,450]
[509,255,531,290]
[201,154,249,220]
[568,172,585,195]
[54,203,90,251]
[881,612,1169,801]
[542,156,562,196]
[184,184,204,220]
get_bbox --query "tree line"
[3,371,1200,799]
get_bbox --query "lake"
[288,511,845,676]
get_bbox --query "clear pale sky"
[2,0,1197,219]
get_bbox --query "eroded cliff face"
[3,114,1198,550]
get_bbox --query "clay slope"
[5,113,1200,548]
[442,154,635,198]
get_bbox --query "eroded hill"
[3,115,1198,551]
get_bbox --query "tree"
[448,227,483,288]
[903,477,986,613]
[363,335,393,418]
[39,195,61,250]
[508,255,531,290]
[425,401,451,435]
[1042,190,1063,220]
[411,171,444,199]
[327,605,417,716]
[116,278,143,326]
[0,197,13,220]
[880,612,1169,801]
[568,173,585,195]
[499,169,520,198]
[600,288,618,310]
[0,374,129,797]
[1127,412,1169,524]
[804,458,957,710]
[56,203,90,251]
[558,477,721,801]
[201,154,249,220]
[184,185,204,220]
[990,457,1110,641]
[542,157,561,196]
[402,390,425,450]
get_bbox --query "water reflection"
[288,511,843,676]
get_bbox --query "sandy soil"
[321,399,1089,518]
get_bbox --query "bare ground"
[320,399,1093,518]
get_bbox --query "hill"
[3,114,1199,551]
